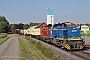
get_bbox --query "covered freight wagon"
[27,22,47,39]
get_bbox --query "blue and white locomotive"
[49,23,85,50]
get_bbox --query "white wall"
[47,15,54,25]
[81,25,89,33]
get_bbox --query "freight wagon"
[27,28,41,38]
[40,24,52,42]
[27,22,47,39]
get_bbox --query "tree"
[9,24,17,31]
[29,22,33,27]
[12,23,24,29]
[9,23,24,31]
[29,22,39,27]
[23,24,29,29]
[18,23,24,29]
[85,23,90,26]
[33,22,39,26]
[0,16,9,33]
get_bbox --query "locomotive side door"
[62,29,68,47]
[63,29,68,39]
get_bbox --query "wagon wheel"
[49,38,53,44]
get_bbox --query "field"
[0,33,10,45]
[19,37,65,60]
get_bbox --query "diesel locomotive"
[49,23,85,50]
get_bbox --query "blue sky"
[0,0,90,24]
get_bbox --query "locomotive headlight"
[73,28,75,29]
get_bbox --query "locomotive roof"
[61,22,77,27]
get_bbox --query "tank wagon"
[49,23,85,50]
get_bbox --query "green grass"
[0,34,10,45]
[28,38,65,60]
[19,37,49,60]
[19,37,33,60]
[19,37,65,60]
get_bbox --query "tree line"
[9,22,38,31]
[0,15,90,33]
[0,16,39,33]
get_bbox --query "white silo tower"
[47,8,54,25]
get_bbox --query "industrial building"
[47,8,54,25]
[80,25,90,34]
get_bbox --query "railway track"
[85,45,90,49]
[55,44,90,60]
[55,45,90,60]
[31,37,90,60]
[43,39,90,60]
[68,51,90,60]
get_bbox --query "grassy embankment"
[0,33,10,45]
[19,37,65,60]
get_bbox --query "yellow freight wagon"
[27,28,34,35]
[34,28,41,35]
[27,28,42,35]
